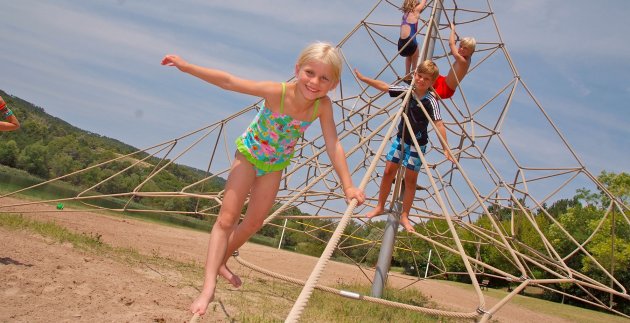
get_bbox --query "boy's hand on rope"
[345,186,365,206]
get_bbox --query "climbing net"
[1,0,628,322]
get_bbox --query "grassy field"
[440,280,628,323]
[0,212,462,322]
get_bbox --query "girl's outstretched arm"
[0,116,19,131]
[318,99,365,205]
[0,96,19,132]
[161,54,276,99]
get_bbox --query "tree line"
[0,90,225,213]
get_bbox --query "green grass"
[440,280,628,323]
[221,278,464,322]
[0,212,192,269]
[0,211,107,250]
[249,234,280,248]
[0,164,214,230]
[299,284,464,323]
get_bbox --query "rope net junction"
[2,0,628,321]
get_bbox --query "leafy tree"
[583,215,630,276]
[19,118,48,141]
[48,153,78,178]
[0,139,19,167]
[541,171,630,313]
[597,171,630,205]
[576,171,629,208]
[547,204,601,260]
[541,197,580,218]
[16,142,49,178]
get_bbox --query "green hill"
[0,89,225,216]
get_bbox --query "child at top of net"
[0,95,20,132]
[433,23,477,99]
[161,41,365,316]
[398,0,428,80]
[354,60,454,232]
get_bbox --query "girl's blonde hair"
[460,37,477,54]
[296,42,342,84]
[401,0,419,13]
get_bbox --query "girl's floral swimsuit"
[236,82,319,176]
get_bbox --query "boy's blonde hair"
[401,0,419,13]
[460,37,477,54]
[296,42,342,84]
[415,60,439,81]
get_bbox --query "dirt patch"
[0,197,574,322]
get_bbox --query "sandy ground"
[0,197,577,322]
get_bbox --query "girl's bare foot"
[401,217,416,232]
[219,264,242,288]
[190,290,214,316]
[365,206,385,219]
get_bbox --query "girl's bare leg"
[404,47,419,79]
[219,170,282,287]
[190,153,256,315]
[403,56,418,81]
[410,48,419,75]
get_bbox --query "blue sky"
[1,0,628,182]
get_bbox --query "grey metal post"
[370,196,403,297]
[370,1,443,298]
[420,5,442,62]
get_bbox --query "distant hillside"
[0,89,225,214]
[3,90,134,149]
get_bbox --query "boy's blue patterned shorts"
[386,136,427,172]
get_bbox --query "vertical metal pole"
[419,1,443,62]
[371,201,402,297]
[424,249,433,278]
[370,1,444,298]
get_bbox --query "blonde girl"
[433,23,477,99]
[162,41,365,316]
